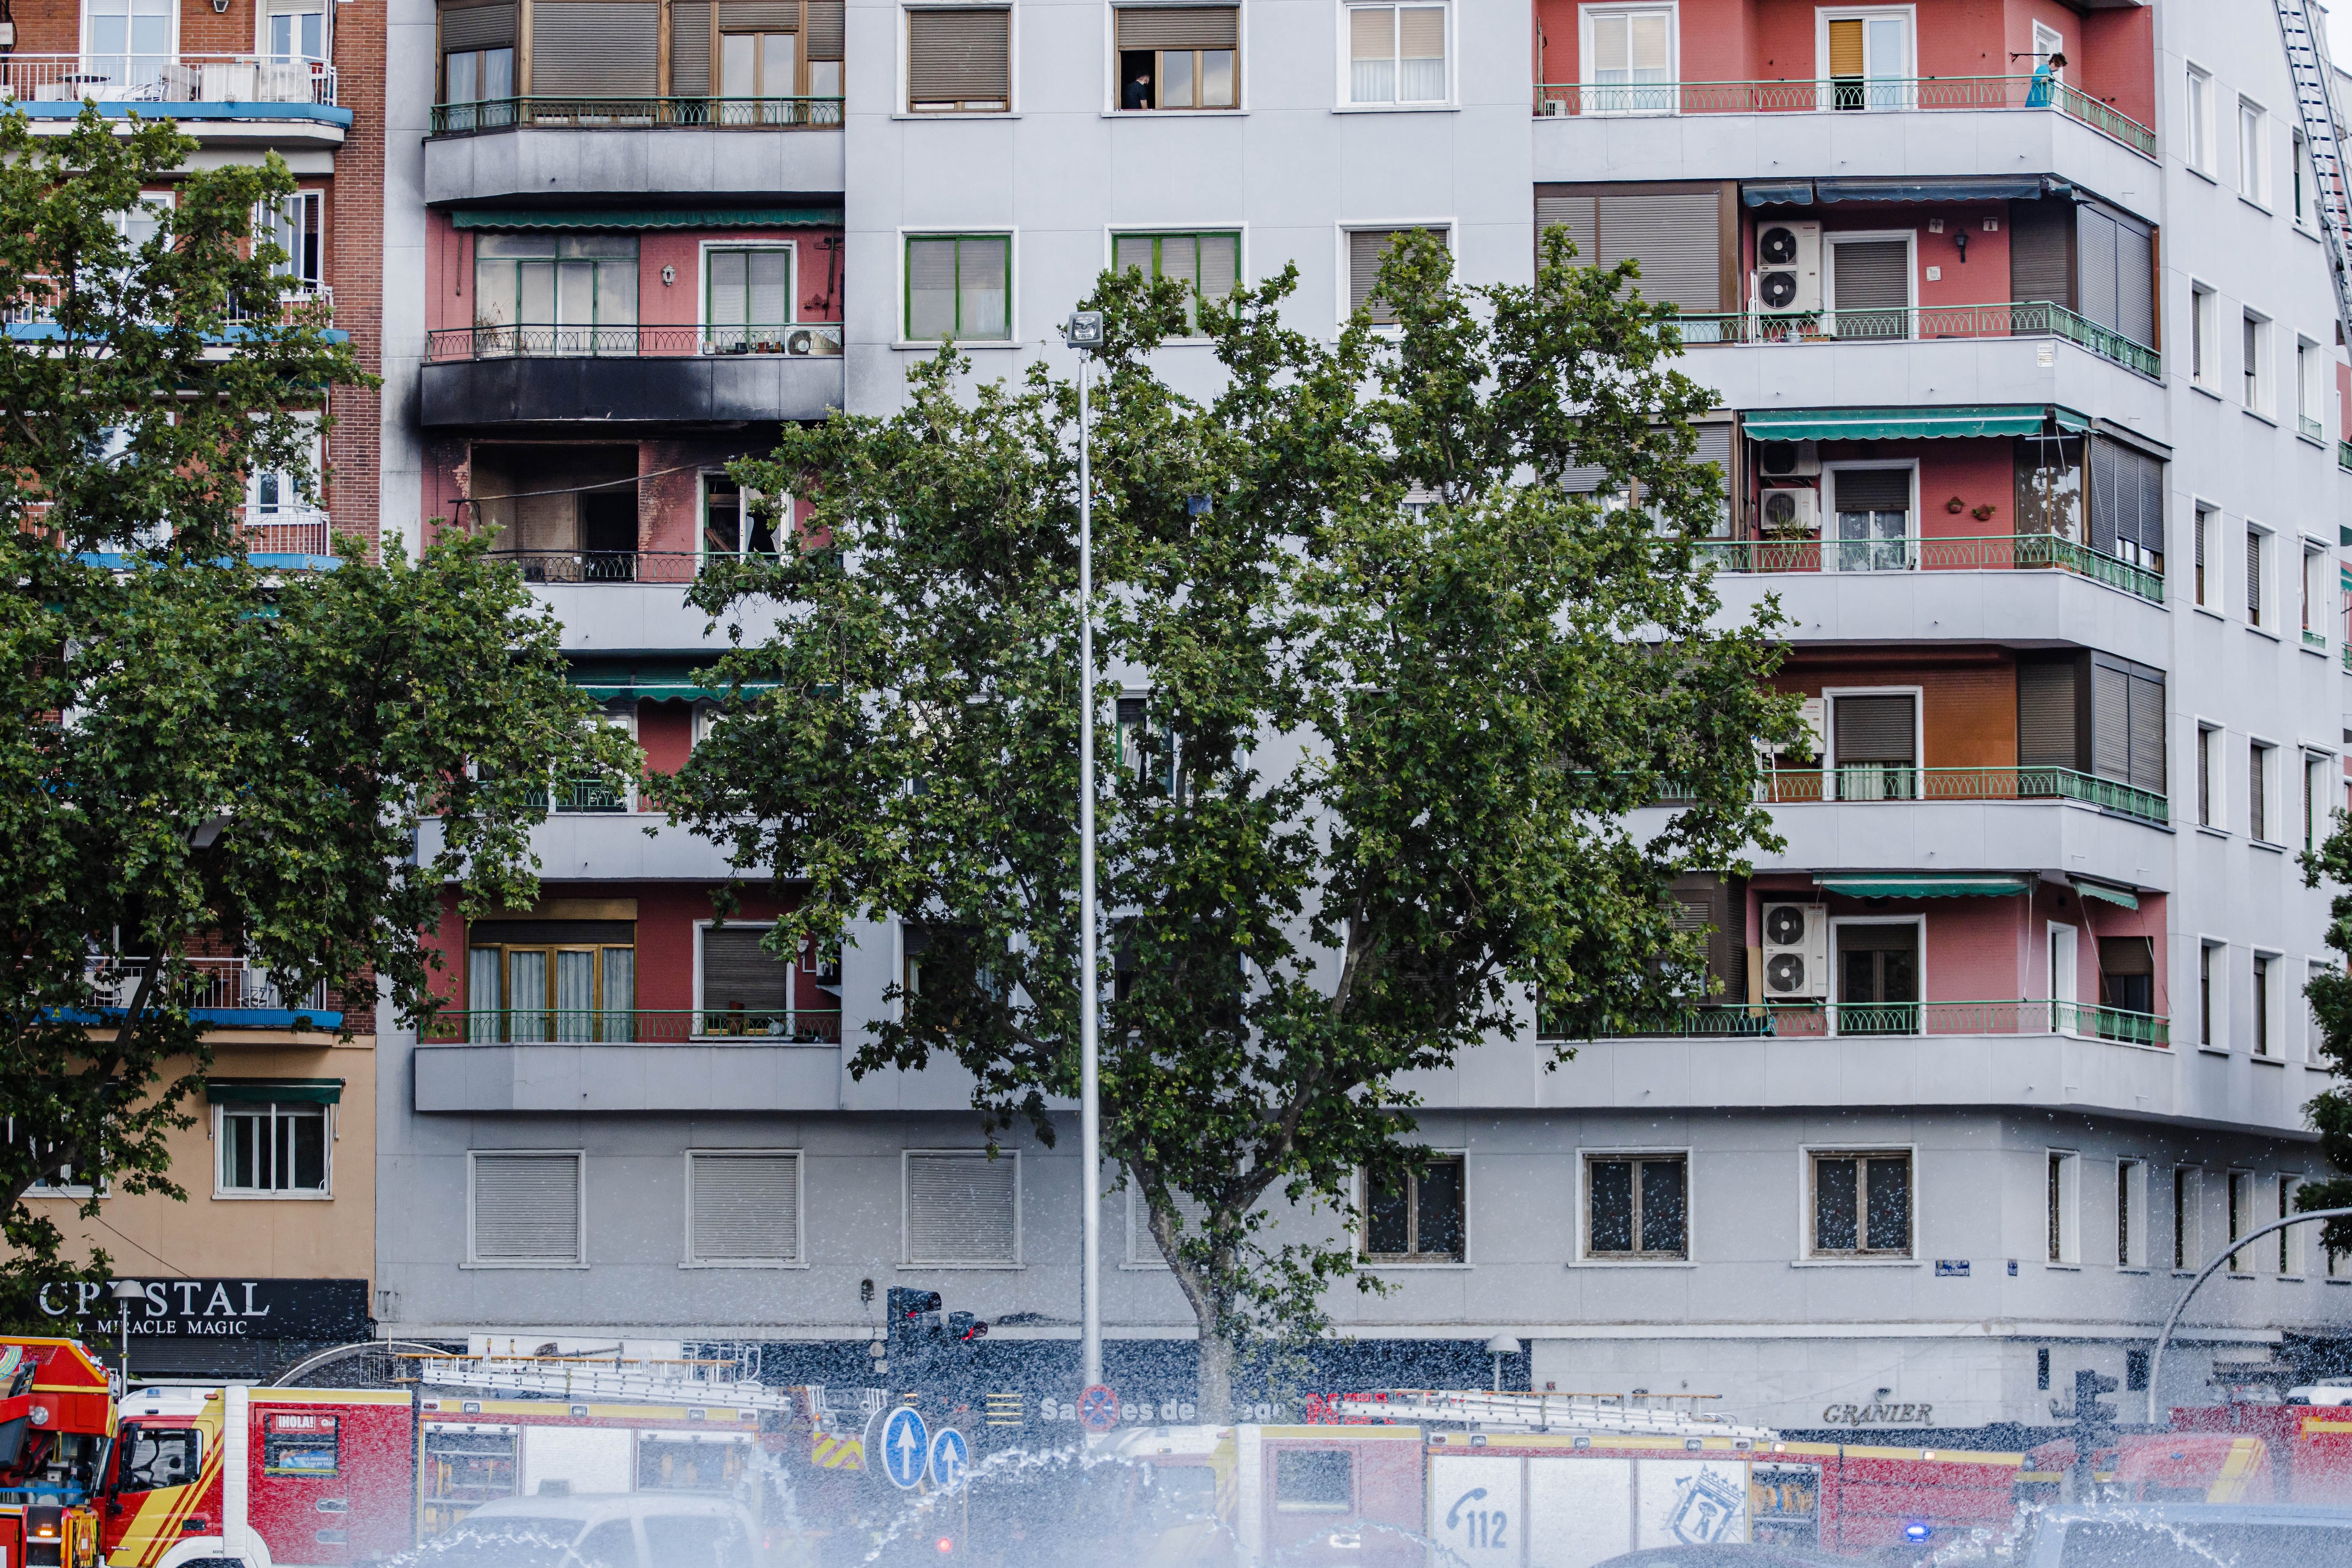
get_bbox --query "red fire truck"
[0,1338,115,1568]
[2021,1404,2352,1507]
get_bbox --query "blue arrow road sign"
[881,1406,929,1489]
[929,1426,969,1491]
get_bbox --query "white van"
[422,1491,760,1568]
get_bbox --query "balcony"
[430,96,839,134]
[0,54,350,144]
[421,1008,842,1045]
[85,958,340,1030]
[1700,533,2163,605]
[1679,302,2158,381]
[1739,764,2169,828]
[1548,998,2167,1046]
[1532,77,2153,157]
[419,324,843,428]
[422,98,844,204]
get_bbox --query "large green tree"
[2297,814,2352,1252]
[661,230,1795,1416]
[0,108,636,1326]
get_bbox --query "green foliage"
[662,229,1796,1412]
[2299,812,2352,1257]
[0,108,636,1328]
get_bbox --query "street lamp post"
[2145,1205,2352,1423]
[109,1279,144,1389]
[1063,310,1107,1392]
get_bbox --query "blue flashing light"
[1904,1523,1933,1543]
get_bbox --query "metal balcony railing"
[1545,999,2169,1045]
[422,1008,844,1044]
[425,322,843,363]
[487,549,779,584]
[2306,628,2329,651]
[243,504,332,557]
[1530,75,2155,157]
[0,53,337,107]
[552,777,630,813]
[2341,641,2351,674]
[429,95,842,134]
[1696,533,2163,605]
[2339,440,2352,473]
[1727,764,2169,826]
[88,958,330,1015]
[1673,301,2160,379]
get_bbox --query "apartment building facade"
[378,0,2352,1431]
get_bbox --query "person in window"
[2026,51,2066,108]
[1123,67,1153,110]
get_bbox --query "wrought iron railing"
[425,322,843,362]
[429,96,842,133]
[1673,300,2160,379]
[422,1008,844,1044]
[1545,999,2168,1045]
[0,52,337,106]
[552,776,630,813]
[1529,75,2155,156]
[486,549,787,584]
[88,959,330,1015]
[1733,764,2168,826]
[243,504,332,557]
[1696,533,2163,605]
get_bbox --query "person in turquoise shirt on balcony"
[2026,52,2067,108]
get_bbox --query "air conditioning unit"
[1754,220,1823,313]
[1758,485,1820,535]
[1760,903,1830,1000]
[1756,439,1820,479]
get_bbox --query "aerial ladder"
[2275,1,2352,355]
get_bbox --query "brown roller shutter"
[805,0,842,57]
[1827,18,1863,77]
[702,927,790,1011]
[2017,658,2082,772]
[908,8,1010,104]
[1116,6,1237,50]
[531,0,660,93]
[1830,238,1909,334]
[670,0,710,92]
[442,1,516,49]
[2090,660,2130,782]
[2009,199,2073,310]
[1535,194,1597,266]
[717,1,796,28]
[2114,218,2154,347]
[2078,206,2121,334]
[2128,672,2166,795]
[1833,694,1915,764]
[1834,467,1910,512]
[1596,191,1720,312]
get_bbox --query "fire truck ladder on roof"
[404,1352,805,1415]
[1326,1390,1780,1443]
[2273,0,2352,353]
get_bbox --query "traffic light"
[2061,1368,2121,1497]
[888,1289,943,1351]
[947,1311,988,1345]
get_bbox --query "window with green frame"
[1111,231,1239,333]
[707,247,792,350]
[906,234,1010,341]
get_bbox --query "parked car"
[426,1491,761,1568]
[2021,1505,2352,1568]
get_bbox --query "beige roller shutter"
[531,0,660,94]
[471,1153,583,1265]
[906,1151,1018,1264]
[1348,226,1446,322]
[1596,192,1720,312]
[442,1,516,50]
[688,1152,800,1263]
[1128,1187,1211,1266]
[702,926,790,1011]
[670,0,710,93]
[717,1,795,27]
[908,8,1009,103]
[1535,193,1597,264]
[805,0,842,57]
[1115,5,1237,50]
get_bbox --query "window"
[1345,225,1447,325]
[2300,342,2325,437]
[2048,1151,2078,1263]
[216,1101,328,1195]
[119,1427,202,1493]
[2251,742,2273,843]
[440,45,515,127]
[2174,1166,2200,1269]
[1346,3,1446,105]
[2127,1349,2151,1391]
[2187,66,2215,174]
[2031,21,2062,74]
[1809,1150,1911,1258]
[2244,312,2270,413]
[2307,545,2328,637]
[266,0,325,62]
[722,30,795,96]
[84,0,173,88]
[468,1150,585,1266]
[2247,526,2268,625]
[1821,10,1911,111]
[905,1150,1020,1265]
[1115,7,1238,110]
[1584,1153,1687,1259]
[2198,726,2220,828]
[702,475,779,559]
[699,923,804,1037]
[906,6,1010,111]
[2310,755,2328,851]
[2254,952,2275,1055]
[467,921,637,1042]
[2240,99,2269,204]
[1126,1185,1209,1266]
[1835,920,1919,1036]
[1275,1451,1352,1512]
[473,234,638,354]
[2227,1169,2252,1270]
[2194,504,2213,605]
[259,191,322,291]
[1361,1155,1465,1262]
[2281,1175,2302,1274]
[707,247,793,350]
[2098,938,2155,1019]
[1828,691,1918,801]
[2190,285,2215,390]
[1110,231,1241,332]
[905,234,1010,341]
[2118,1159,2146,1267]
[2200,942,2222,1046]
[685,1151,801,1265]
[1828,464,1913,568]
[1114,693,1176,794]
[1581,5,1672,115]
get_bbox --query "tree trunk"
[1194,1321,1237,1425]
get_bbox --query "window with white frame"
[468,1150,585,1266]
[2247,525,2270,626]
[2280,1174,2304,1274]
[2253,949,2278,1055]
[2117,1158,2146,1268]
[1111,231,1242,332]
[1585,1152,1687,1259]
[1345,3,1447,106]
[906,6,1011,112]
[1114,6,1239,110]
[706,246,793,351]
[685,1151,800,1265]
[1580,5,1673,115]
[215,1098,330,1196]
[2186,65,2215,174]
[84,0,174,89]
[2226,1169,2255,1270]
[2200,940,2224,1046]
[702,475,783,559]
[265,0,326,62]
[2251,740,2275,844]
[1808,1149,1911,1258]
[1820,9,1912,111]
[2240,99,2269,204]
[905,233,1011,341]
[904,1150,1019,1265]
[259,191,323,291]
[2309,754,2329,850]
[2174,1165,2201,1269]
[552,705,635,813]
[2300,341,2325,437]
[2193,502,2214,605]
[1126,1184,1209,1266]
[2244,311,2271,413]
[2047,1150,2079,1264]
[1344,225,1449,325]
[1361,1155,1465,1261]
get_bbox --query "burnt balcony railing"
[429,95,841,134]
[487,550,775,584]
[1531,74,2155,157]
[1673,301,2160,380]
[0,52,337,106]
[425,322,843,363]
[1543,999,2168,1046]
[422,1007,843,1044]
[1697,533,2164,605]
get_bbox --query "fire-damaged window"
[1585,1153,1687,1259]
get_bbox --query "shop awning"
[1743,406,2091,442]
[1744,176,2057,207]
[1815,875,2032,899]
[1742,181,1817,207]
[450,208,837,231]
[568,660,777,702]
[206,1078,344,1105]
[2070,877,2140,910]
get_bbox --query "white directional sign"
[929,1426,969,1491]
[881,1406,929,1490]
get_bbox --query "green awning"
[2071,878,2140,910]
[206,1078,343,1104]
[451,208,836,231]
[1743,406,2090,442]
[568,660,776,703]
[1816,875,2032,899]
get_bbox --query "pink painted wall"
[1739,205,2013,310]
[1747,437,2019,544]
[421,437,816,549]
[439,882,810,1014]
[2079,4,2156,140]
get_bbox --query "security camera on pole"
[1061,308,1108,1397]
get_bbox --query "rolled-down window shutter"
[2093,439,2163,558]
[2016,659,2081,771]
[472,1153,582,1264]
[2099,937,2155,978]
[2114,220,2154,347]
[717,1,796,26]
[2087,438,2120,555]
[530,0,660,94]
[1128,1188,1210,1266]
[1827,18,1863,77]
[2077,207,2121,334]
[702,927,791,1011]
[908,8,1010,104]
[1832,694,1915,765]
[670,1,710,93]
[805,0,842,57]
[2090,660,2130,782]
[1535,194,1597,268]
[1829,239,1908,313]
[1834,467,1909,513]
[906,1152,1018,1264]
[1116,5,1238,50]
[442,1,515,50]
[2128,671,2166,795]
[2008,199,2073,310]
[1595,192,1722,312]
[689,1152,799,1262]
[1349,227,1445,322]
